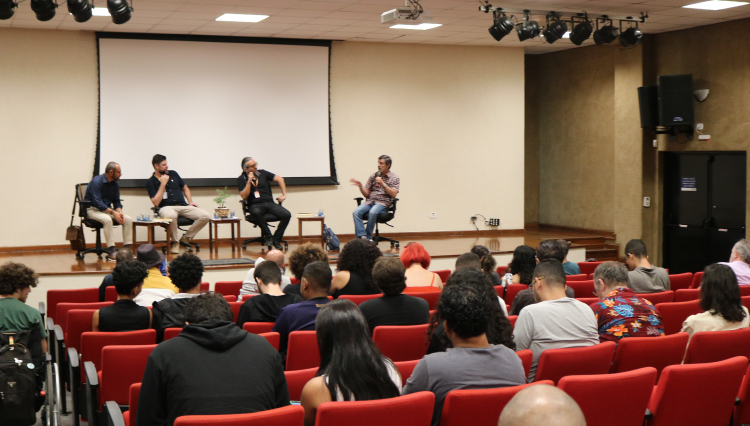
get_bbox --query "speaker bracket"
[654,125,694,142]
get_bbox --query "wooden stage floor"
[0,226,613,277]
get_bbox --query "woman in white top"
[300,299,401,426]
[682,263,750,338]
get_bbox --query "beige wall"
[524,55,540,225]
[0,29,526,248]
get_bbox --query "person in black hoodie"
[137,292,290,426]
[237,260,302,328]
[152,253,204,341]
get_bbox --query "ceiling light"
[31,0,57,21]
[593,17,618,45]
[91,7,110,16]
[488,10,514,41]
[67,0,92,22]
[516,10,540,41]
[619,20,643,48]
[390,23,441,29]
[0,0,17,19]
[683,0,748,9]
[569,14,592,45]
[216,13,268,23]
[107,0,130,24]
[542,12,567,44]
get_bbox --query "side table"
[297,216,325,247]
[132,220,172,251]
[209,217,241,251]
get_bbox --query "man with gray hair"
[237,157,290,250]
[497,384,586,426]
[350,155,400,242]
[591,261,664,342]
[720,239,750,286]
[83,161,133,261]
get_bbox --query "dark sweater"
[359,294,430,334]
[137,320,289,426]
[236,293,303,328]
[98,299,150,332]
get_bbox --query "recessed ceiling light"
[683,0,749,10]
[216,13,269,23]
[91,8,110,16]
[389,23,442,30]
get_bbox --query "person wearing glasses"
[238,157,291,250]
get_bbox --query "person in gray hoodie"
[137,292,289,426]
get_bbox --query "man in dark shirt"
[238,157,291,250]
[273,261,331,355]
[84,161,133,260]
[147,154,211,254]
[137,293,289,426]
[237,260,302,328]
[359,257,429,334]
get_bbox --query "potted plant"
[213,186,235,218]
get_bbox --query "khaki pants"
[158,205,211,242]
[86,208,133,248]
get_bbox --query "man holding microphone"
[350,155,400,242]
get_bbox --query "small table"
[298,216,325,247]
[209,217,241,250]
[133,220,172,250]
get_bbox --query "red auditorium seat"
[675,289,700,302]
[105,286,118,302]
[214,281,243,297]
[743,296,750,312]
[668,273,693,291]
[409,291,441,310]
[106,382,140,426]
[576,297,599,306]
[534,342,616,385]
[504,284,527,307]
[559,368,657,426]
[494,285,504,298]
[286,330,319,371]
[566,280,595,298]
[372,324,430,362]
[339,293,382,306]
[577,262,603,276]
[432,269,451,283]
[174,406,305,426]
[742,286,750,297]
[163,327,182,340]
[734,361,750,426]
[689,272,703,289]
[439,382,554,426]
[56,302,112,335]
[683,327,750,364]
[47,288,99,322]
[496,265,507,276]
[610,333,689,380]
[639,291,675,305]
[507,315,518,328]
[284,367,317,401]
[228,301,242,323]
[394,360,419,386]
[243,322,275,334]
[259,332,280,351]
[316,391,434,426]
[516,349,533,380]
[222,295,237,302]
[566,274,588,281]
[655,300,703,335]
[200,282,209,292]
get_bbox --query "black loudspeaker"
[658,74,694,126]
[637,85,659,128]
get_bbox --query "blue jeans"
[353,203,387,239]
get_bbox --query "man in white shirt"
[240,250,290,299]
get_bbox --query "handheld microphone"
[255,171,260,178]
[375,171,381,187]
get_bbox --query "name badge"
[162,191,168,200]
[254,191,260,198]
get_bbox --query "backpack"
[323,225,340,251]
[0,329,39,426]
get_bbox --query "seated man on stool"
[147,154,211,254]
[238,157,290,250]
[84,161,133,261]
[350,155,400,242]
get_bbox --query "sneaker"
[105,246,117,262]
[170,243,180,254]
[179,235,191,246]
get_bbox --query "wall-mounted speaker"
[637,85,659,128]
[658,74,694,126]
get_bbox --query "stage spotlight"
[619,21,643,48]
[67,0,92,22]
[593,17,618,45]
[569,15,593,45]
[107,0,131,24]
[542,12,567,44]
[489,11,514,41]
[0,0,17,19]
[31,0,57,21]
[516,10,540,41]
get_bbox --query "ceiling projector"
[381,6,433,24]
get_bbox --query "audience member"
[682,263,749,338]
[240,250,291,300]
[455,252,481,271]
[719,239,750,286]
[514,260,599,381]
[93,260,152,332]
[152,253,204,341]
[133,244,179,307]
[98,249,135,301]
[273,261,332,355]
[300,299,401,426]
[404,277,526,426]
[0,262,47,354]
[591,261,664,342]
[497,384,586,426]
[624,239,670,293]
[501,245,536,287]
[330,238,382,298]
[237,261,302,328]
[137,293,289,425]
[557,240,581,276]
[283,243,329,297]
[510,241,575,316]
[400,242,443,290]
[359,257,430,333]
[471,245,503,286]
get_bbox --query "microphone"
[255,171,260,178]
[375,171,381,187]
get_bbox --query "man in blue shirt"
[147,154,211,254]
[84,162,133,260]
[273,261,332,356]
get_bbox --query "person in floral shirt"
[591,261,665,342]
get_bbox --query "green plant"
[213,186,235,208]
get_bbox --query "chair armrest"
[38,302,46,316]
[46,317,55,332]
[354,197,363,206]
[104,401,126,426]
[391,198,399,211]
[84,361,98,387]
[85,361,100,426]
[68,347,79,369]
[54,325,64,343]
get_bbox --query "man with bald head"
[84,161,133,261]
[240,250,291,299]
[498,385,586,426]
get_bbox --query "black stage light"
[516,11,540,41]
[593,17,618,45]
[542,12,567,44]
[67,0,92,22]
[619,25,642,48]
[108,0,131,24]
[489,11,514,41]
[31,0,57,21]
[0,0,17,19]
[569,19,592,45]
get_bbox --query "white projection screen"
[97,34,336,188]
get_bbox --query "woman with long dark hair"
[330,238,382,298]
[300,299,401,425]
[682,263,749,337]
[501,245,537,287]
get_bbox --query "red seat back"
[121,383,141,426]
[316,391,434,426]
[496,266,507,276]
[174,405,305,426]
[742,286,750,297]
[439,382,554,426]
[535,342,616,385]
[566,274,588,281]
[432,270,451,283]
[99,345,156,407]
[228,302,242,323]
[163,327,182,341]
[372,324,430,362]
[734,362,750,426]
[79,330,157,382]
[507,315,518,328]
[339,293,383,306]
[259,332,280,351]
[105,286,118,302]
[743,296,750,312]
[214,281,243,297]
[57,302,112,333]
[577,262,603,276]
[200,282,209,292]
[47,288,99,322]
[559,367,657,426]
[286,331,319,371]
[668,273,693,291]
[394,360,419,386]
[683,327,750,364]
[516,349,533,380]
[243,322,276,334]
[504,284,527,307]
[408,291,441,310]
[575,298,598,307]
[284,367,317,401]
[566,280,594,298]
[648,356,747,426]
[655,300,703,335]
[494,286,504,298]
[690,272,703,289]
[675,289,701,302]
[639,291,675,305]
[290,278,299,285]
[611,333,689,380]
[66,309,98,354]
[222,295,237,302]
